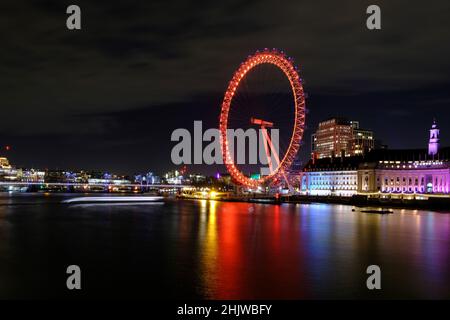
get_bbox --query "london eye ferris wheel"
[219,49,306,189]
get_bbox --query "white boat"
[62,196,164,204]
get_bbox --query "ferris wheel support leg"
[261,127,274,175]
[264,130,292,191]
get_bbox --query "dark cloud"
[1,0,450,174]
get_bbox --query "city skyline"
[1,115,445,178]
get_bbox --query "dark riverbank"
[282,194,450,212]
[177,193,450,212]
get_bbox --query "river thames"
[0,193,449,299]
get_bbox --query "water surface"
[0,193,449,299]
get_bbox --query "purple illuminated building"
[298,119,450,197]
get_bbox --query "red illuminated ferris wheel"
[219,49,306,189]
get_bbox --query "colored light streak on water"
[298,204,363,298]
[197,203,450,299]
[341,208,450,299]
[262,204,309,298]
[214,202,245,299]
[412,212,450,298]
[198,200,218,298]
[204,202,310,299]
[301,204,336,296]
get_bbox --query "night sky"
[1,0,450,176]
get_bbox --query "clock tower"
[428,119,440,157]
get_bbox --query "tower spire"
[428,118,440,157]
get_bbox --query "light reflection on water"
[192,201,450,299]
[0,193,449,299]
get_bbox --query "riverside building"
[299,119,449,197]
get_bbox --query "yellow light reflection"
[199,200,218,298]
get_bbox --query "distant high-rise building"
[311,117,374,159]
[352,122,375,156]
[428,119,440,157]
[311,118,352,159]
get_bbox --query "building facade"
[311,118,374,159]
[352,126,375,156]
[358,161,449,194]
[300,156,359,196]
[300,120,449,197]
[0,157,18,182]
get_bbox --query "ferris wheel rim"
[219,49,306,189]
